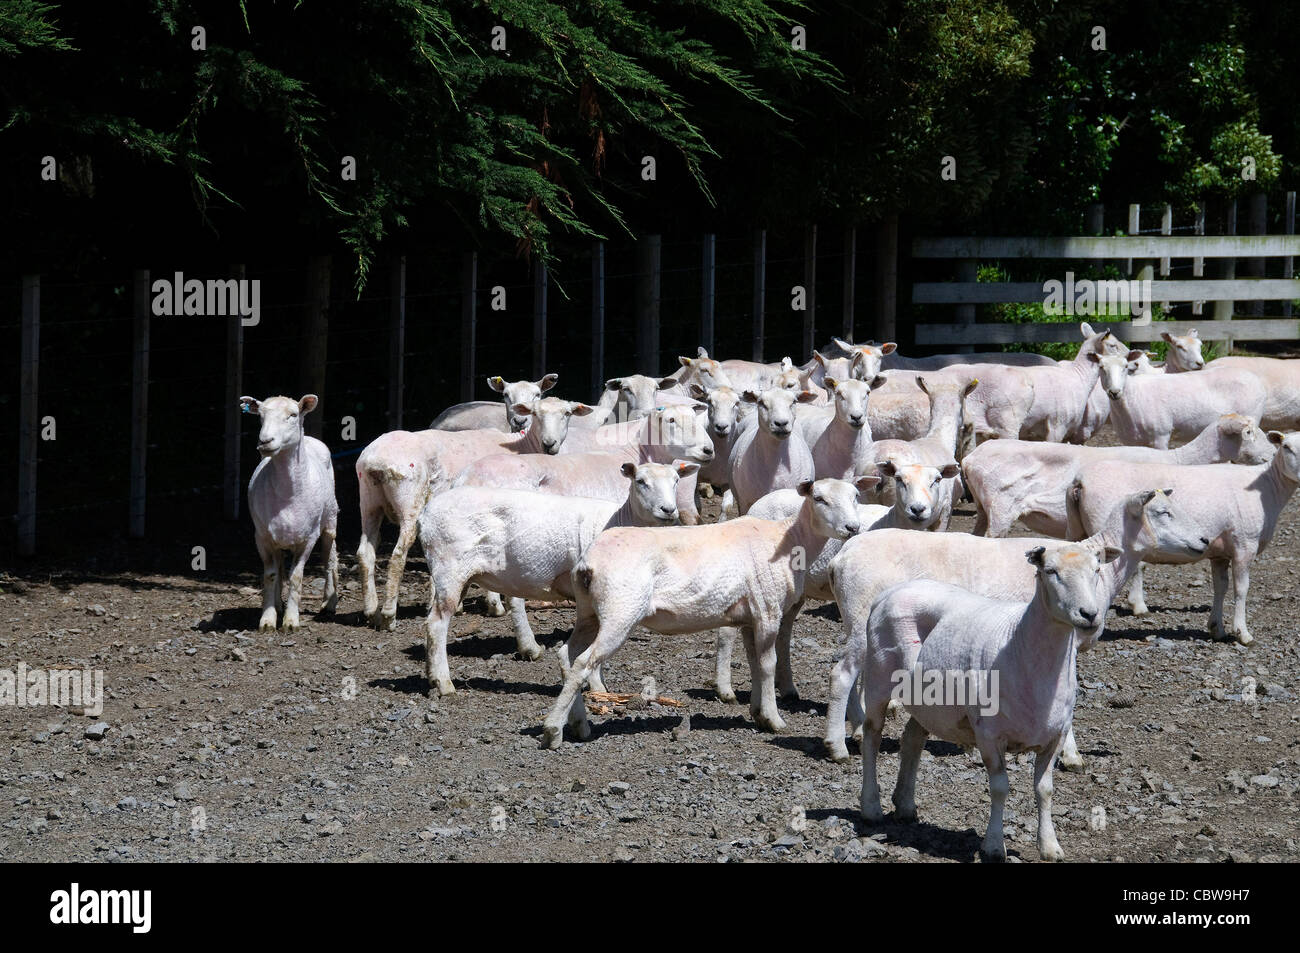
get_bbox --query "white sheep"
[826,487,1208,763]
[857,541,1110,861]
[429,373,559,432]
[417,461,697,696]
[727,387,819,514]
[541,477,867,747]
[1067,431,1300,644]
[240,394,339,633]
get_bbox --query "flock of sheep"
[236,321,1300,861]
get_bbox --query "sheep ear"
[510,402,534,417]
[741,390,760,404]
[239,396,260,414]
[1126,350,1145,361]
[538,373,559,392]
[678,356,693,368]
[876,460,898,478]
[1190,328,1199,338]
[486,376,507,393]
[1138,488,1159,506]
[813,351,827,367]
[691,403,708,416]
[963,378,979,397]
[939,463,960,479]
[571,403,595,417]
[675,461,700,477]
[688,383,708,400]
[605,378,623,391]
[1102,546,1123,563]
[881,342,897,354]
[1025,546,1047,567]
[796,390,820,404]
[620,462,637,478]
[697,346,710,358]
[298,394,319,415]
[1086,351,1101,364]
[823,377,839,392]
[870,374,888,390]
[658,376,678,390]
[1160,331,1174,344]
[854,474,881,494]
[832,336,853,350]
[915,375,929,395]
[1079,322,1095,338]
[796,480,815,497]
[780,356,793,370]
[1268,430,1286,445]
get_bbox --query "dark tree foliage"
[1,1,1294,286]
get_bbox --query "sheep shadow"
[804,807,989,862]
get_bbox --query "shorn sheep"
[858,541,1111,862]
[241,394,339,633]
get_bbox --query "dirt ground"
[2,427,1299,863]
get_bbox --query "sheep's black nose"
[1080,609,1097,624]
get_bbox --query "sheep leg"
[423,586,459,697]
[824,649,862,763]
[1126,564,1149,615]
[542,612,622,749]
[858,668,897,822]
[977,741,1010,862]
[378,515,419,631]
[742,625,785,732]
[775,601,803,700]
[357,504,383,625]
[1208,558,1230,641]
[1033,743,1065,861]
[320,518,339,614]
[283,538,316,632]
[1230,554,1254,645]
[1058,724,1084,770]
[713,628,739,703]
[256,536,280,633]
[891,716,928,821]
[508,596,543,660]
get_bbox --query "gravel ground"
[2,429,1299,863]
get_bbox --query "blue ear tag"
[241,402,253,414]
[655,406,665,412]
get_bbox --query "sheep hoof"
[517,644,544,662]
[540,726,563,750]
[320,596,338,615]
[715,688,738,704]
[572,719,592,741]
[1039,842,1065,862]
[776,685,800,702]
[430,679,456,698]
[258,620,277,634]
[980,844,1008,863]
[754,713,786,733]
[860,802,884,824]
[1234,628,1254,646]
[825,741,852,764]
[1058,753,1084,771]
[1128,601,1149,616]
[893,805,918,823]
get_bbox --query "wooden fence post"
[223,264,245,522]
[1246,193,1267,318]
[591,241,605,390]
[460,252,476,402]
[129,268,150,538]
[1216,199,1237,353]
[1125,204,1140,275]
[388,255,406,431]
[1193,200,1206,315]
[700,233,715,356]
[533,258,549,378]
[18,275,39,555]
[635,235,660,373]
[752,229,766,362]
[842,225,856,339]
[302,255,330,439]
[1284,192,1296,320]
[803,224,817,357]
[873,216,898,345]
[1159,204,1172,314]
